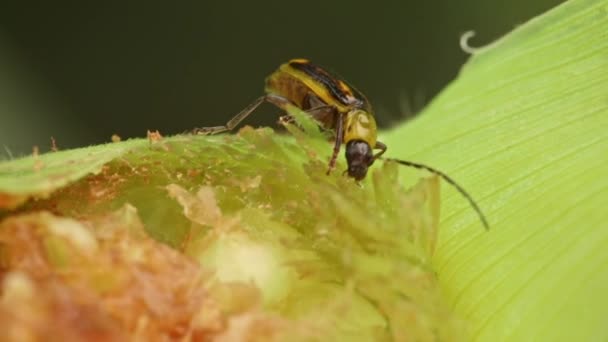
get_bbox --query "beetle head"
[345,140,374,181]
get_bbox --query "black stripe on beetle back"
[289,60,364,108]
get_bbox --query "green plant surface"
[382,0,608,340]
[0,139,147,208]
[0,119,460,340]
[0,0,605,340]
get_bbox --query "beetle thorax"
[343,109,378,147]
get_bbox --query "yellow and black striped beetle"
[195,58,489,230]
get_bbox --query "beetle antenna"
[383,158,489,230]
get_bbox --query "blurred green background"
[0,0,564,157]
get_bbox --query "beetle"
[194,59,489,230]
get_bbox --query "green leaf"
[0,139,146,208]
[382,0,608,340]
[0,0,605,340]
[0,119,460,339]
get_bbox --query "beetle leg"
[326,112,345,175]
[302,92,339,129]
[306,105,337,130]
[278,105,336,134]
[192,94,292,135]
[280,105,335,122]
[373,141,387,161]
[265,93,294,109]
[278,114,296,126]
